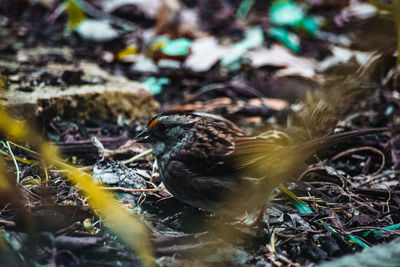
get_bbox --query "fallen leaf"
[245,44,317,78]
[185,37,227,72]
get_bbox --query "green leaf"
[300,17,319,35]
[362,222,400,237]
[327,226,369,248]
[277,184,312,214]
[142,77,170,95]
[161,38,192,56]
[293,202,313,214]
[270,0,304,27]
[221,27,264,69]
[236,0,255,19]
[347,234,370,248]
[268,27,301,52]
[237,27,264,49]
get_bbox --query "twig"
[0,148,37,165]
[307,180,382,214]
[77,165,94,171]
[19,184,40,198]
[7,141,93,180]
[2,141,20,183]
[91,136,107,160]
[330,146,385,176]
[122,149,153,164]
[275,232,305,247]
[345,226,400,235]
[0,218,16,227]
[8,141,40,157]
[267,232,301,266]
[338,111,375,128]
[385,186,394,225]
[99,187,162,193]
[298,166,327,181]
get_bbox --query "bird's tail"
[295,127,388,153]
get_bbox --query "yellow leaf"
[0,230,9,251]
[14,156,36,165]
[65,0,86,31]
[0,158,11,190]
[118,45,138,60]
[60,164,155,265]
[0,74,5,92]
[369,0,392,11]
[0,107,28,141]
[150,40,166,52]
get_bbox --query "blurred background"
[1,0,400,266]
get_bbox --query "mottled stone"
[0,46,159,121]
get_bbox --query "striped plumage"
[137,111,386,215]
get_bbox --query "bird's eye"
[157,123,167,132]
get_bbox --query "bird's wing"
[232,127,388,177]
[173,130,295,175]
[231,137,296,178]
[175,126,387,178]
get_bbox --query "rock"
[318,237,400,267]
[0,47,159,121]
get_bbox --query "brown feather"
[232,127,388,172]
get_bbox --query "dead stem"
[330,146,385,176]
[345,226,400,235]
[122,149,153,164]
[99,187,162,193]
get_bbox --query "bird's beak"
[135,129,151,143]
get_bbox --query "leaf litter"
[1,0,400,266]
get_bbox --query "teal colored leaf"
[270,0,304,27]
[236,0,255,19]
[301,17,319,35]
[362,223,400,237]
[293,202,313,214]
[161,38,192,56]
[268,27,301,52]
[277,184,312,214]
[142,77,170,95]
[347,234,370,248]
[237,27,264,49]
[221,27,264,69]
[327,226,369,248]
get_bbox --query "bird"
[136,111,386,216]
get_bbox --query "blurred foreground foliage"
[0,107,155,266]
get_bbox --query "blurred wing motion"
[232,127,388,180]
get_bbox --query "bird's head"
[136,111,199,156]
[136,111,243,156]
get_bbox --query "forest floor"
[1,0,400,266]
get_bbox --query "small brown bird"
[137,111,386,215]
